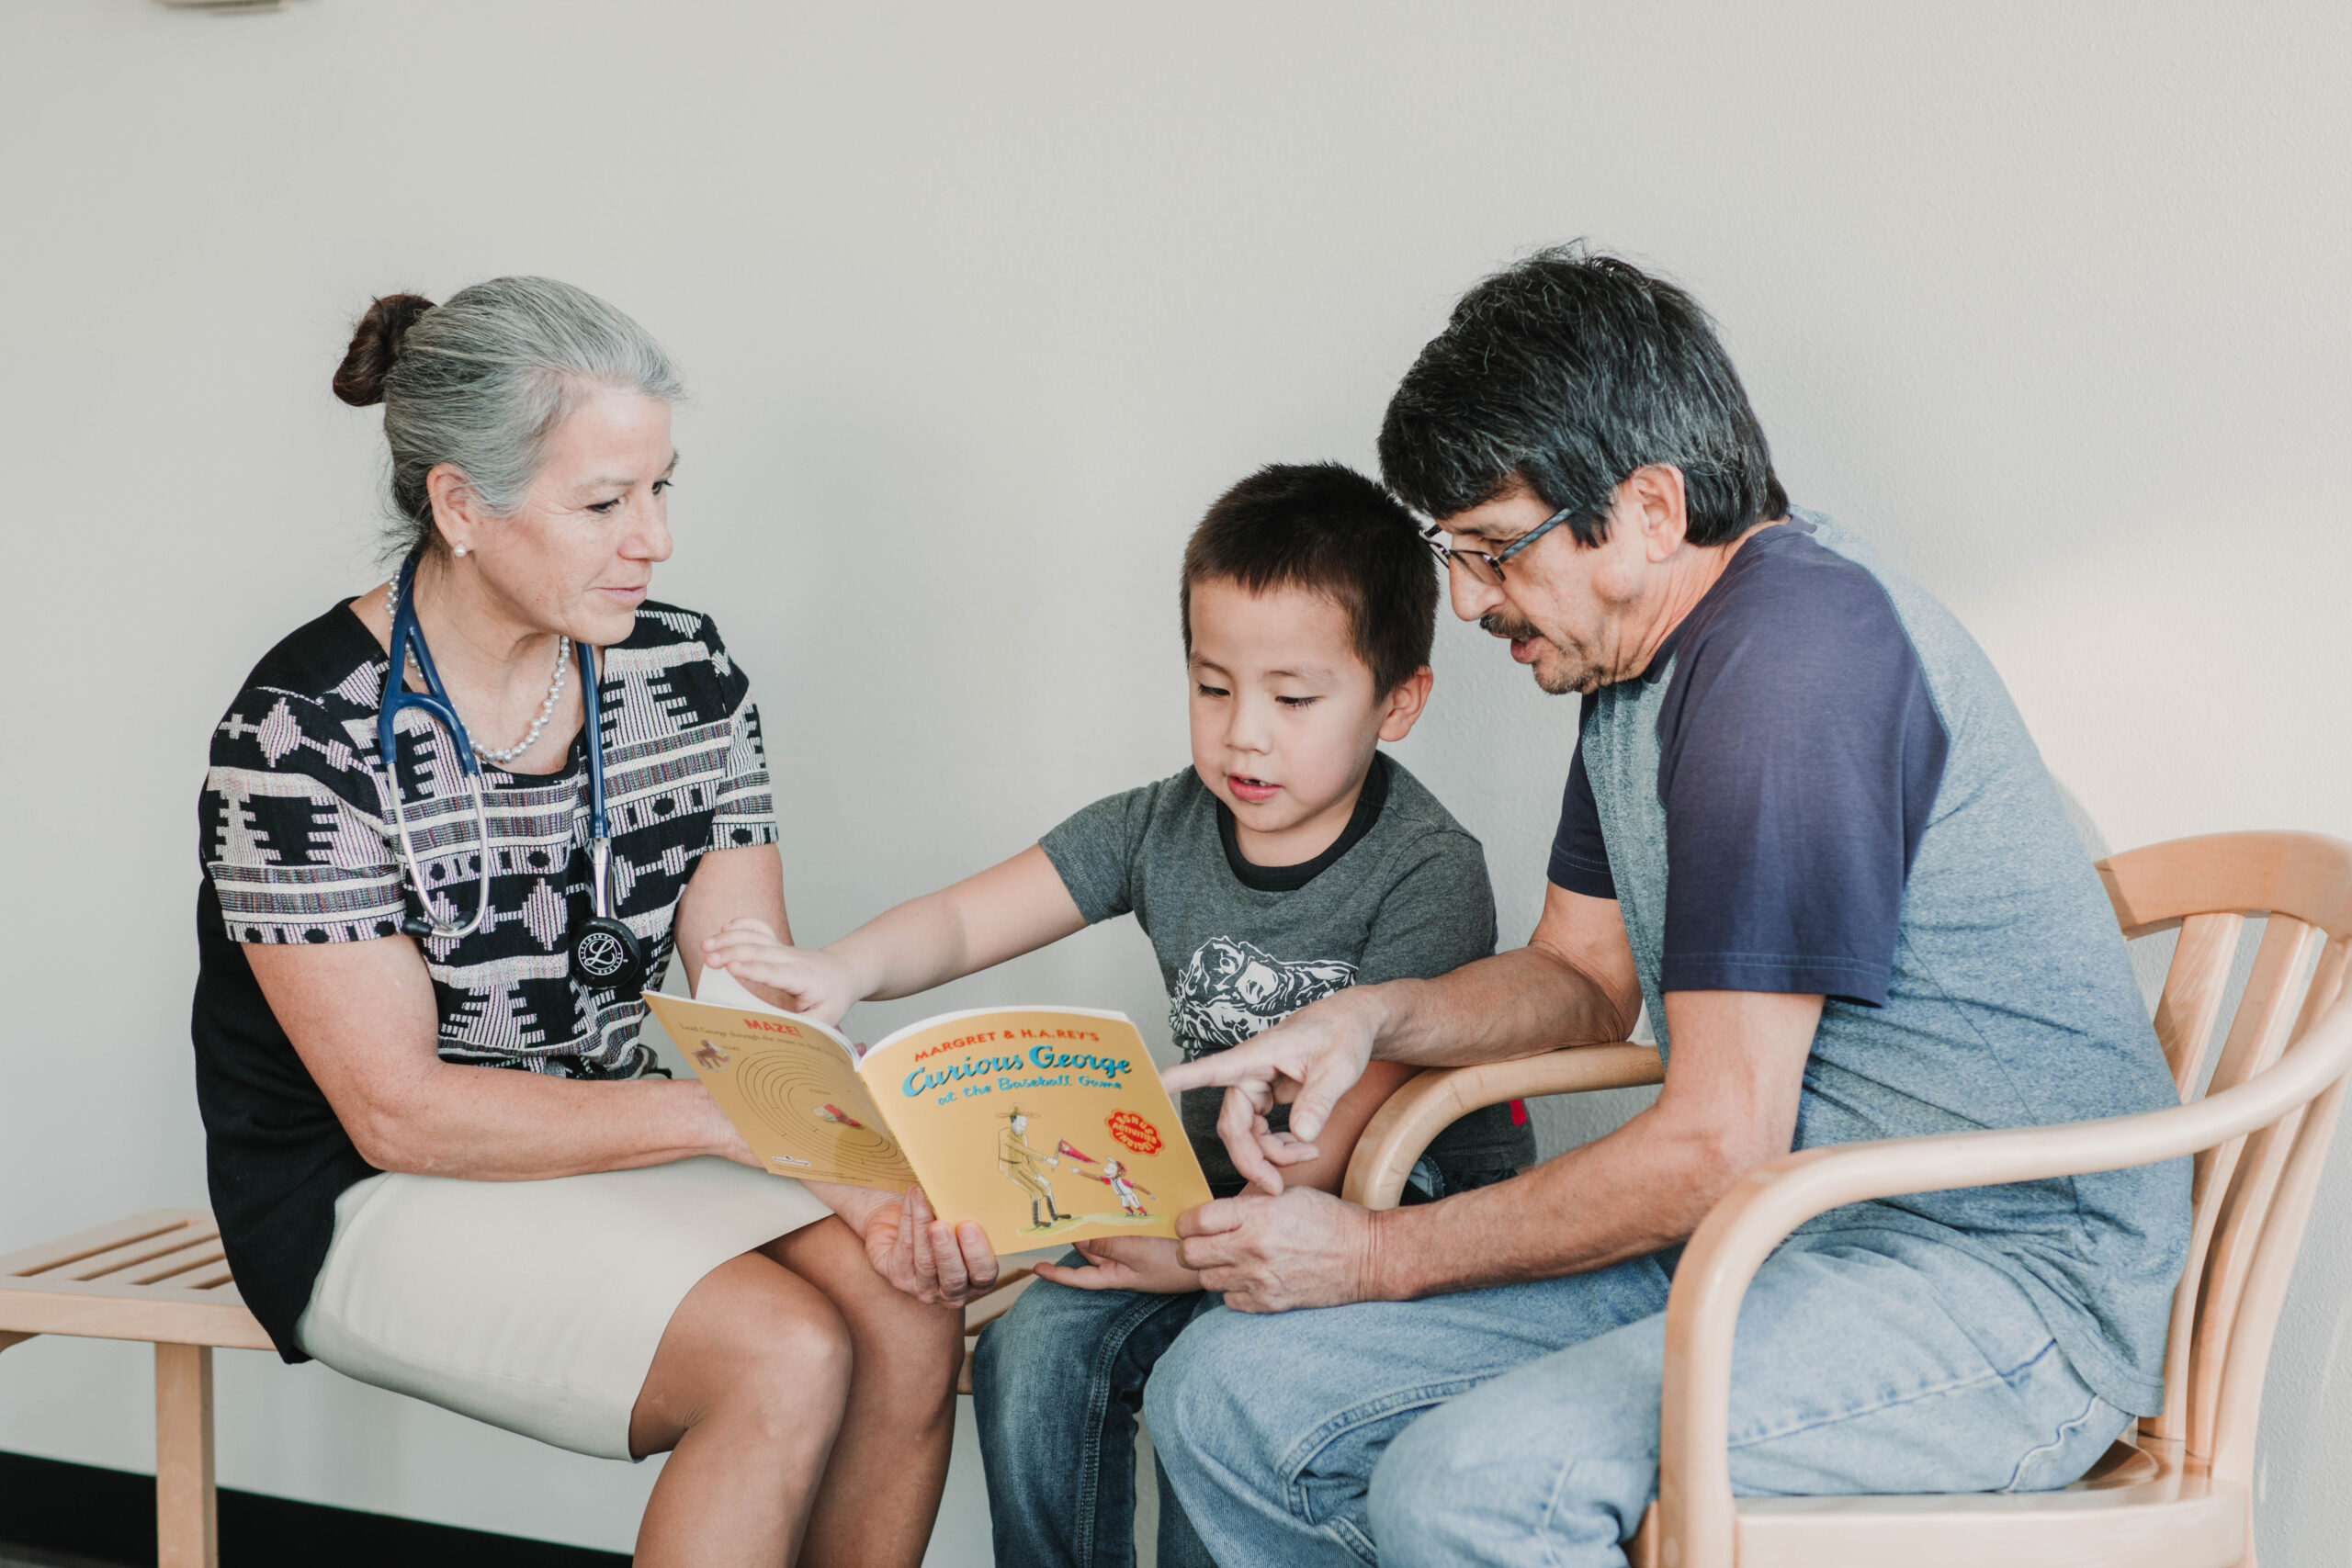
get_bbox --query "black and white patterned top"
[191,595,778,1357]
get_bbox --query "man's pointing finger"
[1160,1053,1252,1093]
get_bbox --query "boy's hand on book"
[1034,1236,1203,1295]
[1176,1187,1383,1313]
[1161,991,1381,1193]
[863,1184,1002,1308]
[698,919,862,1025]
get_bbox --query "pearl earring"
[453,546,469,558]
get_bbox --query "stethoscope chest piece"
[571,915,646,993]
[570,839,647,993]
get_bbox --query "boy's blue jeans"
[1142,1227,2132,1568]
[971,1262,1223,1568]
[972,1168,1521,1567]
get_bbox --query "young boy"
[705,462,1532,1568]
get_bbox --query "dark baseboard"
[0,1450,628,1567]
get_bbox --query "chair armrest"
[1340,1044,1661,1210]
[1654,993,2352,1568]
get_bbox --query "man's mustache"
[1481,611,1539,641]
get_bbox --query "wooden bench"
[1,1203,1045,1568]
[0,1208,271,1568]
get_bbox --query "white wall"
[2,2,2346,1562]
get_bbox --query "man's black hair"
[1181,462,1436,694]
[1377,243,1788,548]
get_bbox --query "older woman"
[194,277,994,1566]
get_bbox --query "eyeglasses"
[1421,502,1580,587]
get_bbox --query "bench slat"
[72,1235,225,1285]
[129,1249,231,1288]
[0,1210,215,1279]
[0,1284,271,1350]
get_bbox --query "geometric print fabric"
[200,598,779,1078]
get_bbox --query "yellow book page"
[642,991,918,1190]
[858,1007,1214,1255]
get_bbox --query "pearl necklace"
[385,572,572,766]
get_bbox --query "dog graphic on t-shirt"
[1170,937,1357,1061]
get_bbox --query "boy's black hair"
[1377,243,1787,548]
[1181,462,1436,694]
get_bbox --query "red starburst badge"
[1105,1110,1163,1156]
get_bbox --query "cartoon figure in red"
[812,1103,865,1129]
[1080,1157,1153,1217]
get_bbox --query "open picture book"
[641,969,1215,1254]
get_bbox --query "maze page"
[643,991,918,1190]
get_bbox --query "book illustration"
[989,1109,1180,1237]
[642,981,1214,1253]
[1049,1136,1156,1217]
[645,987,920,1191]
[1104,1110,1164,1155]
[732,1053,911,1186]
[1079,1157,1153,1217]
[997,1106,1061,1229]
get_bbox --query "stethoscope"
[377,554,649,996]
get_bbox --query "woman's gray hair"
[332,276,684,558]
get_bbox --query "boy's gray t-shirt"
[1042,755,1533,1194]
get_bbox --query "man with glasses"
[1147,246,2189,1568]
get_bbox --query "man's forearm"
[1363,944,1636,1069]
[1363,987,1819,1301]
[1364,1104,1729,1299]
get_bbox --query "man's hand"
[1159,988,1384,1193]
[698,918,865,1024]
[1175,1187,1383,1313]
[1033,1235,1204,1294]
[855,1185,1003,1308]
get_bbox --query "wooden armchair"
[1339,830,2352,1568]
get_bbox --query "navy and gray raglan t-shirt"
[1551,510,2188,1416]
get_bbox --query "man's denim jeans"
[971,1261,1222,1568]
[971,1170,1522,1567]
[1143,1227,2131,1568]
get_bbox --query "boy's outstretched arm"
[700,844,1089,1024]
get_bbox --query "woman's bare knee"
[769,1216,963,1410]
[631,1250,854,1457]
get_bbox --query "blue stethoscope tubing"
[377,555,641,990]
